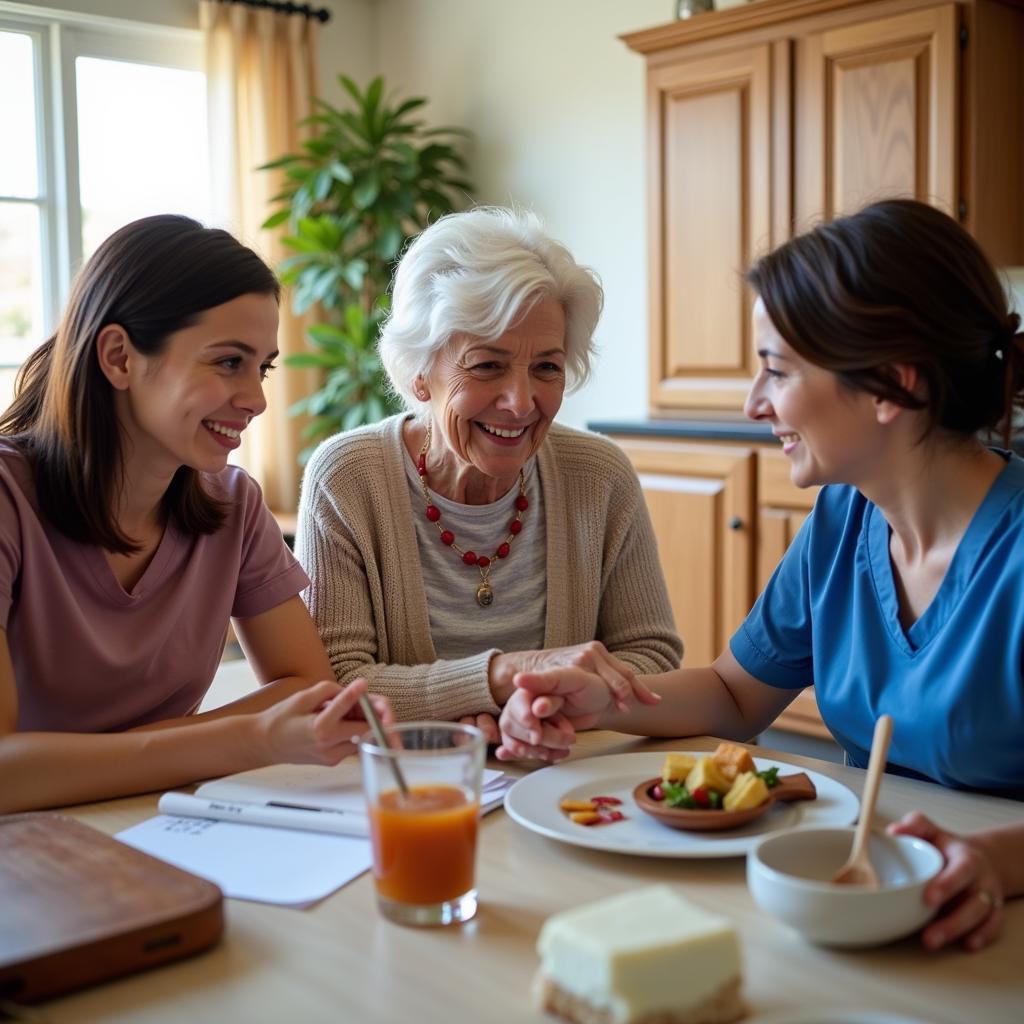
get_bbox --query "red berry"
[440,530,455,545]
[651,785,665,801]
[692,786,711,808]
[425,505,441,522]
[462,551,478,565]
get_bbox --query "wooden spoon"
[831,714,893,887]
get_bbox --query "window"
[0,5,210,408]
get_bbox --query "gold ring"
[977,889,996,909]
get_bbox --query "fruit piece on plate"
[660,753,697,782]
[722,771,769,812]
[711,741,756,782]
[685,757,732,796]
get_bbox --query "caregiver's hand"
[490,642,659,714]
[888,811,1005,951]
[494,687,576,762]
[494,663,661,761]
[255,677,393,766]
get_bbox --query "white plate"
[504,752,859,858]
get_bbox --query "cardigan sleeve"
[593,445,684,675]
[295,434,502,721]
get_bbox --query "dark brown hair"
[1,214,280,553]
[746,199,1024,444]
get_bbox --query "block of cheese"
[684,757,732,796]
[660,753,697,782]
[711,742,756,782]
[722,772,769,812]
[534,885,745,1024]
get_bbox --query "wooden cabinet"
[644,42,789,411]
[796,4,958,225]
[624,0,1024,414]
[612,437,756,665]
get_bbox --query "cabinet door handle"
[728,516,743,531]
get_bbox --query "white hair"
[378,206,603,409]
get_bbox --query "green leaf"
[329,160,353,184]
[260,208,291,230]
[342,403,367,431]
[338,74,363,106]
[283,352,337,369]
[343,303,366,337]
[257,153,301,171]
[352,177,380,210]
[306,324,351,351]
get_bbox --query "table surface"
[41,732,1023,1024]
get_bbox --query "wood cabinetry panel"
[798,4,957,224]
[613,439,756,665]
[666,86,745,372]
[648,45,781,410]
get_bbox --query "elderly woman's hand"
[494,660,662,761]
[494,687,577,762]
[490,642,660,713]
[458,713,501,745]
[887,812,1005,951]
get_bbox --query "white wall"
[349,0,670,429]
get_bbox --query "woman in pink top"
[0,215,389,813]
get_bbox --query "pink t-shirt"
[0,441,310,732]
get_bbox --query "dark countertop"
[588,418,1024,458]
[587,418,776,445]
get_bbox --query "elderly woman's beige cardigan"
[296,414,682,720]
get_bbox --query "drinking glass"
[360,722,485,926]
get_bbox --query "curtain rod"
[216,0,332,24]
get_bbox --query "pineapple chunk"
[711,741,756,782]
[684,756,732,795]
[660,753,697,782]
[723,771,769,811]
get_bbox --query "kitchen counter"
[587,418,776,445]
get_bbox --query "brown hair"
[1,215,280,553]
[746,199,1024,445]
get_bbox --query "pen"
[158,791,370,838]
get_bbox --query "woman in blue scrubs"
[499,199,1024,952]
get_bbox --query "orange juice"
[369,784,480,905]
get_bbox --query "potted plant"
[261,75,474,458]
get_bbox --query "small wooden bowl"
[632,772,818,833]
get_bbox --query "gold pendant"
[475,580,493,607]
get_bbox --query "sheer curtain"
[200,0,321,513]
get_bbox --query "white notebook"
[116,761,512,908]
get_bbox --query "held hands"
[887,811,1005,951]
[494,645,661,761]
[255,677,393,766]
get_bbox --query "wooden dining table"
[37,731,1023,1024]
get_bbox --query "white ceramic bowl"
[747,826,943,948]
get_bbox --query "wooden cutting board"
[0,813,224,1004]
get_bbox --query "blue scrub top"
[730,453,1024,799]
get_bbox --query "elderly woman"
[296,207,681,733]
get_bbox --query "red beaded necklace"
[416,424,529,607]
